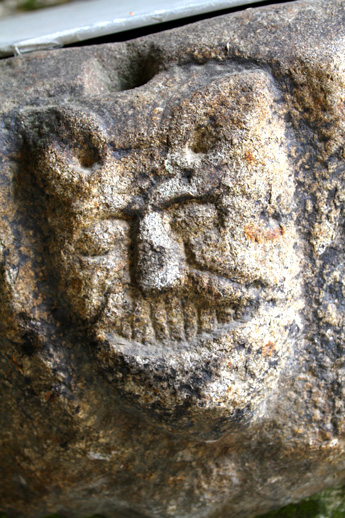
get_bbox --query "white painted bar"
[0,0,260,57]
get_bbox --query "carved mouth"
[95,267,269,351]
[188,269,262,306]
[92,264,298,439]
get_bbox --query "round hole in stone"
[118,47,162,91]
[189,124,219,154]
[77,146,101,168]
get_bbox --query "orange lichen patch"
[244,224,285,243]
[12,352,24,374]
[44,391,56,403]
[262,341,276,357]
[244,226,260,242]
[243,151,257,165]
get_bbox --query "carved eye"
[74,143,102,169]
[188,123,219,154]
[34,134,105,200]
[53,121,104,172]
[26,107,107,197]
[47,140,102,172]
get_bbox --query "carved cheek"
[59,220,131,320]
[239,218,299,286]
[168,202,221,272]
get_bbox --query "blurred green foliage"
[18,0,69,11]
[257,486,345,518]
[0,0,71,16]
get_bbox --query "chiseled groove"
[197,305,202,336]
[182,298,198,341]
[149,301,158,341]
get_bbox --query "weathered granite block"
[1,0,345,516]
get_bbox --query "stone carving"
[1,1,345,517]
[17,65,303,439]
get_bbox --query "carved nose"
[136,211,187,293]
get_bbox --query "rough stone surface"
[1,0,345,516]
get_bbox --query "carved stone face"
[25,67,303,438]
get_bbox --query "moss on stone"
[258,486,345,518]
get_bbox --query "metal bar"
[0,0,262,57]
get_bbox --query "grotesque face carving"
[23,66,303,439]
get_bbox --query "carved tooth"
[165,295,185,342]
[183,301,198,341]
[217,306,236,325]
[103,290,133,340]
[199,307,218,334]
[132,299,155,344]
[120,319,133,341]
[150,298,170,341]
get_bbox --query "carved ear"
[18,106,108,200]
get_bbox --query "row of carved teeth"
[100,295,243,344]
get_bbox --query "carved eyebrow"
[20,105,108,152]
[148,176,199,208]
[145,162,227,209]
